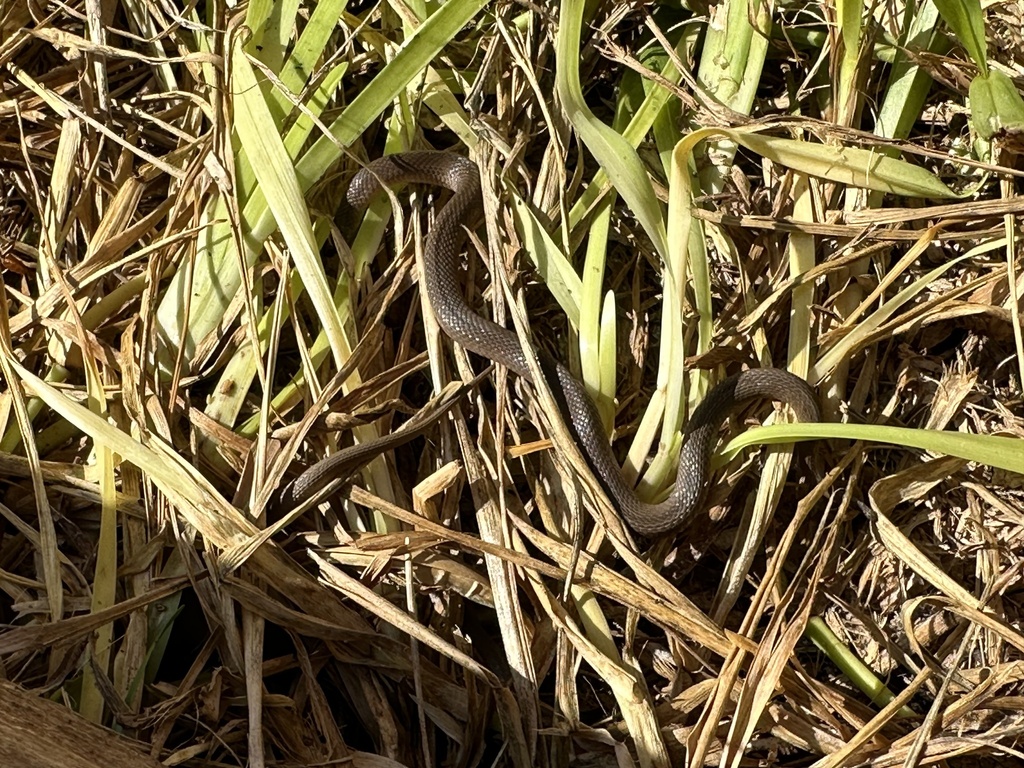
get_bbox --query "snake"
[278,151,821,535]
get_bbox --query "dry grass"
[1,1,1024,767]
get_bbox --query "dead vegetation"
[1,1,1024,767]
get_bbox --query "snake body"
[283,151,820,535]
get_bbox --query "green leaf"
[933,0,988,74]
[873,0,944,142]
[696,0,773,191]
[806,617,917,717]
[566,30,695,229]
[724,422,1024,477]
[734,132,958,199]
[555,0,669,260]
[323,0,489,148]
[969,69,1024,140]
[155,0,489,371]
[277,0,351,100]
[231,43,349,368]
[507,190,582,328]
[835,0,863,122]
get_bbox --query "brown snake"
[278,151,821,535]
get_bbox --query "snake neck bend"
[346,151,821,536]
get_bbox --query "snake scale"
[278,151,820,535]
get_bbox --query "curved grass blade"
[555,0,668,260]
[723,422,1024,477]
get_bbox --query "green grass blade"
[231,42,349,368]
[566,35,692,230]
[874,0,944,142]
[806,617,916,716]
[723,422,1024,477]
[317,0,489,149]
[155,0,489,371]
[733,132,959,199]
[694,0,772,191]
[835,0,863,123]
[277,0,351,100]
[555,0,668,260]
[507,190,582,328]
[933,0,989,73]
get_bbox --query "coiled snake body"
[281,151,820,535]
